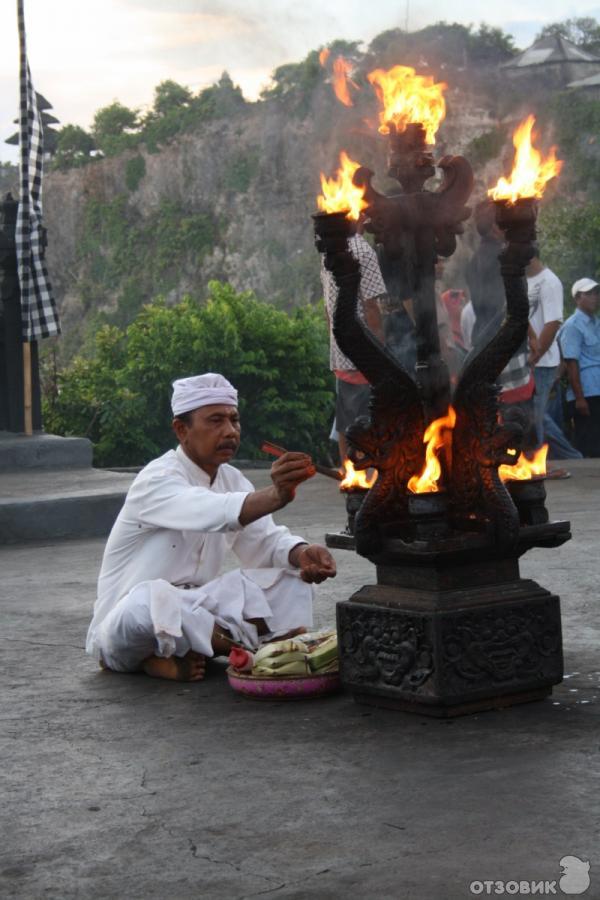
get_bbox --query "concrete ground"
[1,462,599,900]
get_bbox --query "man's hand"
[239,453,315,527]
[528,329,540,366]
[575,397,590,417]
[291,544,337,584]
[271,452,316,505]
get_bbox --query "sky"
[1,0,600,163]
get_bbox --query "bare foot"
[142,650,206,682]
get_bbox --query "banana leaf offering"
[228,630,338,677]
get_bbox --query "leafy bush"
[539,199,600,307]
[223,149,259,193]
[43,282,334,467]
[125,155,146,192]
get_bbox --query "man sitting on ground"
[86,373,336,681]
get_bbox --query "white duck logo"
[559,856,591,894]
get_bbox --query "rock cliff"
[42,75,508,354]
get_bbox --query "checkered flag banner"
[15,0,60,340]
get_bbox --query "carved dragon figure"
[321,244,425,558]
[450,235,534,546]
[353,155,473,265]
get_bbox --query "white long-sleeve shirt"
[87,446,305,653]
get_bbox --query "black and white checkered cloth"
[321,233,387,372]
[15,0,60,341]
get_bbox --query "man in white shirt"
[86,373,336,682]
[526,247,564,446]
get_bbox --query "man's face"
[174,404,241,474]
[577,288,599,316]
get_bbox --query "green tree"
[92,101,139,157]
[324,39,361,61]
[43,283,334,466]
[261,50,323,99]
[153,79,192,117]
[367,28,412,67]
[467,24,516,63]
[194,72,246,117]
[52,124,95,171]
[365,21,515,71]
[537,17,600,53]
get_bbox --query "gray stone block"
[0,492,125,543]
[0,431,93,470]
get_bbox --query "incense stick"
[260,441,343,482]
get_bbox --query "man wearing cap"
[559,279,600,457]
[86,373,336,681]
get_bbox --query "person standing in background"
[321,232,386,463]
[526,246,564,447]
[559,278,600,457]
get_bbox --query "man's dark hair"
[174,411,193,426]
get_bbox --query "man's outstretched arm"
[238,452,315,526]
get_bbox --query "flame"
[319,47,330,67]
[488,115,563,203]
[332,56,358,107]
[499,444,548,481]
[317,151,368,220]
[367,65,447,144]
[340,459,377,490]
[408,406,456,494]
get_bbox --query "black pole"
[0,192,41,432]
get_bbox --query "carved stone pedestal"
[337,556,563,717]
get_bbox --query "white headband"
[171,373,238,416]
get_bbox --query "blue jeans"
[543,413,583,459]
[533,366,558,447]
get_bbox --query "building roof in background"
[567,71,600,88]
[502,35,600,69]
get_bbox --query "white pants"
[95,568,314,672]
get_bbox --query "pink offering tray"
[226,667,341,700]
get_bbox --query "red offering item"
[228,648,254,672]
[260,441,286,458]
[261,441,343,482]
